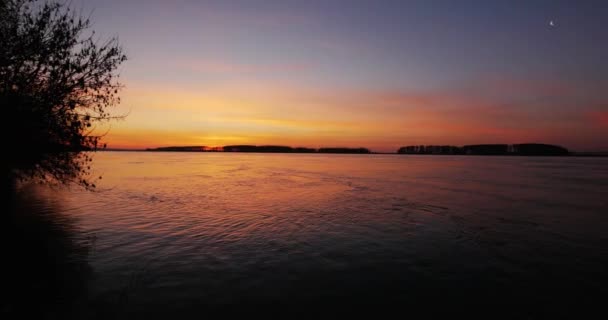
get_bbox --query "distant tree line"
[222,145,370,154]
[146,145,371,154]
[146,146,205,152]
[397,144,569,156]
[145,143,571,156]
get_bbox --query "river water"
[7,152,608,317]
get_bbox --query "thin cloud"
[174,59,312,75]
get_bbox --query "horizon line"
[102,143,608,154]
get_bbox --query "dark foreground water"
[4,152,608,318]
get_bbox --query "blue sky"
[75,0,608,151]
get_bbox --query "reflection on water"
[7,152,608,317]
[3,185,92,318]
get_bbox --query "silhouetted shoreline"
[146,145,371,154]
[398,143,571,156]
[140,143,608,156]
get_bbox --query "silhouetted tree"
[1,0,127,189]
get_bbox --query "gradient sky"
[79,0,607,152]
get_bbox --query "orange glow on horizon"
[103,78,608,152]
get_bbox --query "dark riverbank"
[398,143,570,156]
[142,143,607,156]
[146,145,371,154]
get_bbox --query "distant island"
[142,143,608,156]
[146,145,371,154]
[397,143,569,156]
[145,146,206,152]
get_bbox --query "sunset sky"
[81,0,607,152]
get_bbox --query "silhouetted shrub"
[1,0,126,188]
